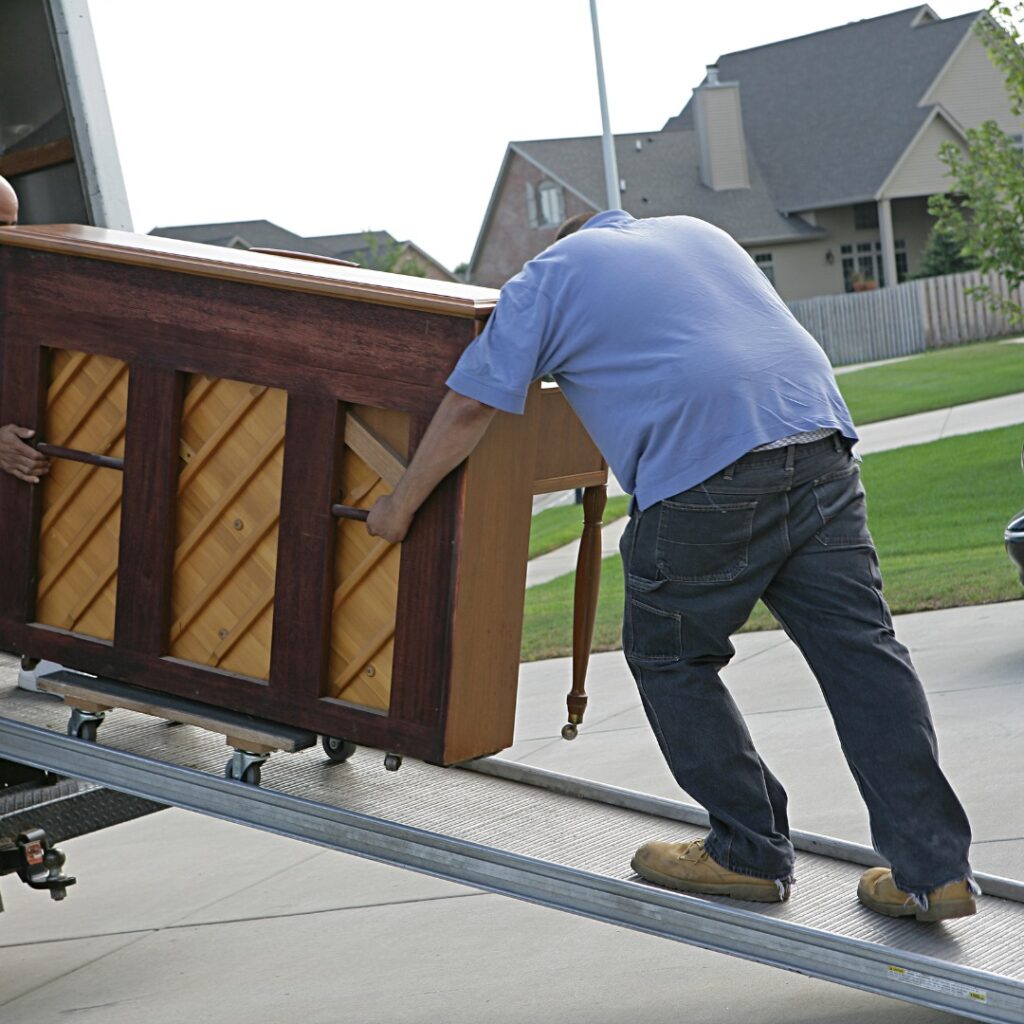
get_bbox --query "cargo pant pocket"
[625,580,682,664]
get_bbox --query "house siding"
[746,199,934,302]
[472,152,595,288]
[924,31,1024,133]
[883,115,965,198]
[748,206,872,301]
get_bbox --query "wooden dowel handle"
[36,442,124,472]
[331,503,370,522]
[565,484,607,739]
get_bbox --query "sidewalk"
[528,389,1024,587]
[3,598,1021,1023]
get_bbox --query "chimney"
[693,65,751,191]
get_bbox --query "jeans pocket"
[812,466,872,548]
[627,573,665,593]
[655,500,757,584]
[626,596,681,663]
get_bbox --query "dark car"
[1006,442,1024,585]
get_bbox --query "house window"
[840,239,907,290]
[853,203,879,230]
[754,252,775,286]
[528,180,565,228]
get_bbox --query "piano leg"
[563,484,607,739]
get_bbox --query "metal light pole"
[589,0,620,211]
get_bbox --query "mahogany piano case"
[0,226,606,765]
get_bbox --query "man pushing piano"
[366,209,979,924]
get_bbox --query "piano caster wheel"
[321,735,357,763]
[561,723,578,741]
[384,753,402,772]
[225,750,268,786]
[21,656,40,672]
[67,709,105,742]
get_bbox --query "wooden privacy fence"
[788,270,1023,366]
[919,271,1024,349]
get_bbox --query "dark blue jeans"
[620,434,974,896]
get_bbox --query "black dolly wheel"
[224,759,262,786]
[384,753,402,772]
[68,718,99,742]
[321,735,357,763]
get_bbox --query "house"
[305,230,456,281]
[469,6,1024,301]
[150,220,457,281]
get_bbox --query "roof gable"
[878,106,966,198]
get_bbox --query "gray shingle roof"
[148,222,453,278]
[149,220,321,252]
[663,6,978,211]
[515,131,824,245]
[306,229,397,262]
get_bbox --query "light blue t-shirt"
[447,211,858,510]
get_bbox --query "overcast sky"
[86,1,989,270]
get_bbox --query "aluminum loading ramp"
[1,681,1022,1024]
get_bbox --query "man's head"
[0,175,18,226]
[555,212,592,241]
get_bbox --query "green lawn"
[528,494,630,559]
[837,340,1024,425]
[520,424,1024,662]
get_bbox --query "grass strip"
[836,340,1024,425]
[528,494,630,559]
[520,424,1024,662]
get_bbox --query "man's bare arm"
[366,390,497,544]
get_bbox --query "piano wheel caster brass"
[384,753,402,772]
[561,723,578,741]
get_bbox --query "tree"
[914,218,979,278]
[353,232,427,277]
[929,2,1024,321]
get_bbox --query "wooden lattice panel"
[327,406,408,710]
[170,375,286,680]
[36,349,128,639]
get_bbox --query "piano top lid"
[0,224,500,320]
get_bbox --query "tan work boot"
[857,867,977,922]
[631,838,789,902]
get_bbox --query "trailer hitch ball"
[17,830,76,901]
